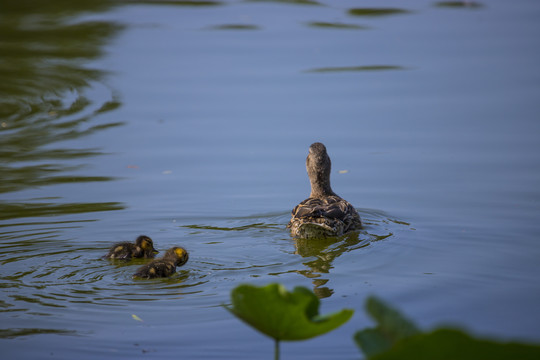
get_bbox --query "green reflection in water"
[208,24,260,30]
[273,232,371,299]
[306,22,369,30]
[0,202,124,221]
[0,1,125,220]
[290,214,403,298]
[126,0,223,6]
[347,8,412,17]
[294,232,369,273]
[305,65,406,73]
[246,0,322,6]
[0,328,77,339]
[434,1,484,9]
[184,222,281,231]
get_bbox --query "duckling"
[104,235,158,260]
[132,246,189,279]
[287,142,362,238]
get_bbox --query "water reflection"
[0,2,126,338]
[246,0,322,5]
[207,24,260,31]
[0,1,125,220]
[0,202,124,221]
[305,65,406,73]
[434,1,484,9]
[347,8,412,17]
[306,22,369,30]
[183,211,407,299]
[127,0,223,6]
[295,232,370,298]
[184,222,281,232]
[292,211,403,298]
[0,328,77,339]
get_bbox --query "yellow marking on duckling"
[114,246,123,252]
[174,248,186,258]
[149,268,156,275]
[141,240,151,249]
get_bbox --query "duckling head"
[307,142,336,198]
[163,246,189,267]
[136,235,159,255]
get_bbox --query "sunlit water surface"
[1,0,540,358]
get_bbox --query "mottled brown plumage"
[132,246,189,279]
[288,142,362,238]
[104,235,158,260]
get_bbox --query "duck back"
[288,195,362,238]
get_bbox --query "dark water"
[1,0,540,358]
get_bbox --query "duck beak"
[153,248,159,254]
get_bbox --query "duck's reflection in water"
[294,231,370,298]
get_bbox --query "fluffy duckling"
[132,246,189,279]
[104,235,158,260]
[287,142,362,238]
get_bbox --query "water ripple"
[0,208,411,319]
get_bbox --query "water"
[1,0,540,358]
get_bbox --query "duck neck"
[309,177,335,198]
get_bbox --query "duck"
[132,246,189,279]
[104,235,158,260]
[287,142,362,238]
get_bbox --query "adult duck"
[287,142,362,238]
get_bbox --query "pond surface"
[1,0,540,358]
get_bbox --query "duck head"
[135,235,159,255]
[163,246,189,267]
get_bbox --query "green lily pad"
[354,296,540,360]
[370,329,540,360]
[226,283,353,341]
[354,296,420,357]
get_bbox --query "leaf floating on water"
[338,170,349,174]
[132,314,144,322]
